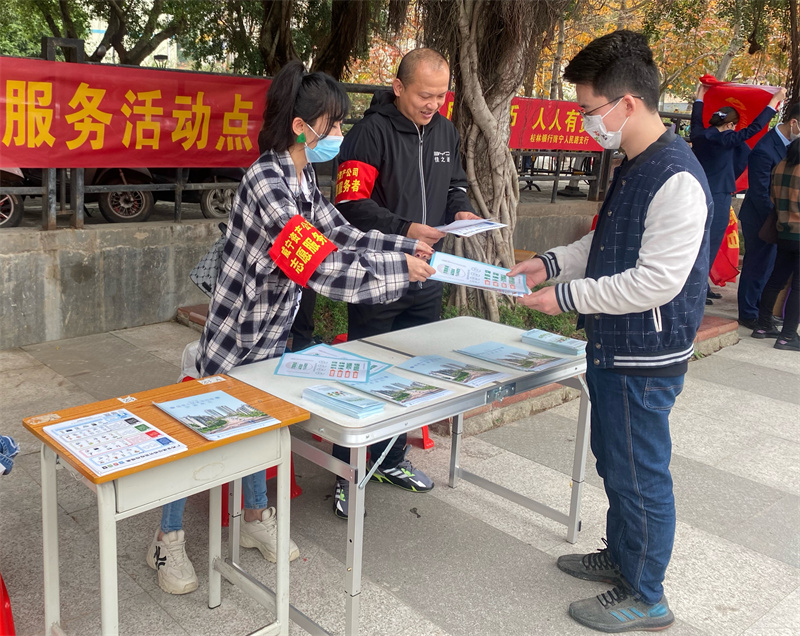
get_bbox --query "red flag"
[698,75,781,191]
[709,206,740,286]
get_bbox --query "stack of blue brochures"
[520,329,586,356]
[302,384,384,419]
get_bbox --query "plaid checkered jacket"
[197,150,416,377]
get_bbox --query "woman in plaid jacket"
[147,61,435,596]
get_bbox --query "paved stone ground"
[1,284,798,635]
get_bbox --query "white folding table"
[230,316,591,636]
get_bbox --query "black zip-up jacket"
[334,90,474,238]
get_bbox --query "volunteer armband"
[334,160,379,204]
[268,215,337,286]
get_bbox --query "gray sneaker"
[557,542,623,584]
[370,446,434,492]
[569,586,674,633]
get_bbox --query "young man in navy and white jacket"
[510,31,712,633]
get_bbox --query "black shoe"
[557,541,623,585]
[774,334,800,351]
[705,297,713,305]
[707,289,722,299]
[333,478,349,519]
[738,317,758,330]
[751,326,781,339]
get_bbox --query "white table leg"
[41,445,61,635]
[275,428,290,635]
[567,375,592,544]
[345,445,367,636]
[448,413,464,488]
[96,482,119,635]
[208,485,222,609]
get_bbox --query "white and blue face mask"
[582,99,629,150]
[304,123,343,163]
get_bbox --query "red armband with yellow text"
[334,160,379,204]
[268,215,337,286]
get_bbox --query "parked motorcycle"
[0,168,25,228]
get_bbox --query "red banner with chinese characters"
[439,92,602,152]
[699,74,781,192]
[0,56,268,168]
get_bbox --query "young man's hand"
[516,286,562,315]
[405,254,436,282]
[508,258,548,290]
[407,222,446,245]
[454,211,482,221]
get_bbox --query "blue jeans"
[586,363,684,604]
[160,470,268,533]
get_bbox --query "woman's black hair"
[258,60,350,154]
[709,106,740,128]
[786,138,800,166]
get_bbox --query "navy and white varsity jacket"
[538,130,712,376]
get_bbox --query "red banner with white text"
[0,56,268,168]
[439,92,602,152]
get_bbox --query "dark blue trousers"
[587,364,684,604]
[738,210,777,321]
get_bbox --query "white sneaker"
[146,529,198,595]
[240,507,300,563]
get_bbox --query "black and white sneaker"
[370,447,434,492]
[333,478,349,519]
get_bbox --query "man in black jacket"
[329,48,479,518]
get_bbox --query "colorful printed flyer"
[428,253,529,297]
[43,409,187,477]
[302,343,391,375]
[341,372,453,408]
[275,351,370,383]
[302,385,384,419]
[154,390,280,441]
[397,355,510,387]
[456,341,563,373]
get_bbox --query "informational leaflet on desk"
[520,328,586,356]
[457,341,563,373]
[397,354,510,388]
[302,385,384,419]
[154,390,280,441]
[434,219,507,237]
[302,343,391,375]
[43,409,187,477]
[341,371,453,408]
[429,253,529,297]
[275,351,370,383]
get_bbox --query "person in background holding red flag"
[738,103,800,329]
[690,83,785,305]
[751,138,800,349]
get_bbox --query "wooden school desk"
[230,317,591,636]
[23,375,309,636]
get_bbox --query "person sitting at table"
[148,60,435,596]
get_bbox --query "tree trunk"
[788,0,799,113]
[715,3,743,80]
[311,0,374,80]
[549,18,564,100]
[258,0,298,76]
